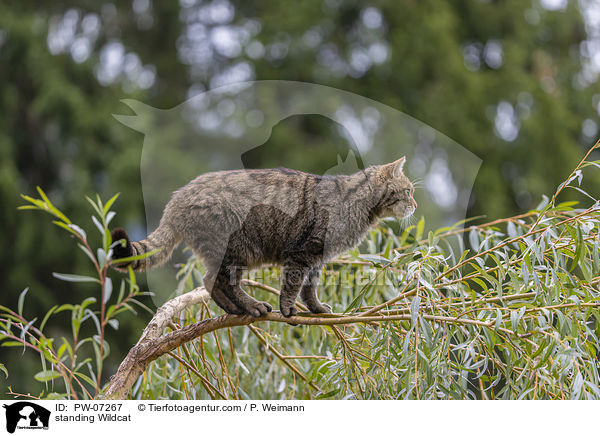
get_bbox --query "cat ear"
[381,157,405,178]
[392,157,406,178]
[377,157,406,180]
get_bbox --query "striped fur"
[111,157,416,317]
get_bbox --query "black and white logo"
[3,402,50,433]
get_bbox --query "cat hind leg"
[203,269,245,315]
[213,264,272,317]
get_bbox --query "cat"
[110,157,416,317]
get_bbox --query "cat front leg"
[300,267,332,314]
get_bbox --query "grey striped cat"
[110,157,416,317]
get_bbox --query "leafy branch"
[3,141,600,400]
[1,190,152,399]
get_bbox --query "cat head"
[374,157,417,219]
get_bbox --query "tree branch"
[102,286,210,399]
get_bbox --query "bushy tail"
[110,224,180,272]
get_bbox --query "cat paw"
[280,305,298,318]
[309,302,332,314]
[225,307,246,315]
[245,301,272,317]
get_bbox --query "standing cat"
[111,157,416,317]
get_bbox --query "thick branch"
[136,286,210,344]
[102,286,210,399]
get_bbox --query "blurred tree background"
[1,0,600,394]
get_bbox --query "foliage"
[3,144,599,399]
[4,0,600,390]
[0,190,152,399]
[133,144,600,400]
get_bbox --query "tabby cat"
[111,157,416,317]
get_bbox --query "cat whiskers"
[399,213,417,229]
[411,178,424,190]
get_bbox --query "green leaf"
[53,273,99,283]
[109,247,163,265]
[415,217,425,241]
[358,254,390,265]
[106,211,116,226]
[34,369,62,382]
[97,248,107,269]
[58,338,73,360]
[91,215,105,236]
[103,278,113,304]
[1,341,27,348]
[57,342,68,360]
[40,305,58,333]
[0,363,8,379]
[128,266,137,286]
[555,200,578,210]
[52,221,81,238]
[494,309,503,331]
[510,306,526,332]
[73,371,96,388]
[469,229,480,252]
[80,297,97,313]
[92,340,103,377]
[77,243,97,265]
[36,186,71,224]
[17,287,29,316]
[85,196,103,218]
[507,221,517,238]
[521,262,529,284]
[410,296,421,325]
[128,298,154,315]
[116,279,126,304]
[20,194,45,209]
[103,193,120,214]
[20,318,37,340]
[571,372,584,400]
[535,194,550,211]
[68,224,87,240]
[54,304,75,314]
[471,277,489,292]
[592,241,599,274]
[570,226,585,272]
[317,388,341,399]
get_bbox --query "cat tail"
[110,224,180,272]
